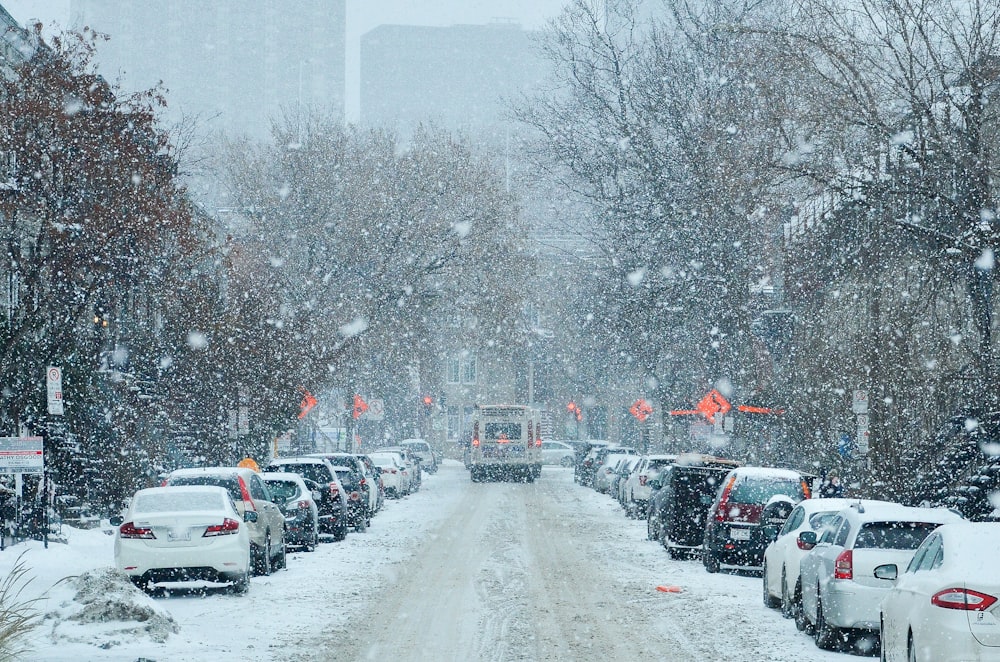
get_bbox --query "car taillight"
[359,477,367,487]
[932,588,998,611]
[119,522,155,539]
[203,518,240,537]
[535,436,542,447]
[801,479,811,499]
[349,491,361,501]
[639,475,647,486]
[329,483,340,499]
[714,475,737,522]
[834,549,853,580]
[472,437,480,447]
[237,476,256,511]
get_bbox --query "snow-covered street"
[3,460,855,661]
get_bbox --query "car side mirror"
[797,530,817,550]
[312,490,323,502]
[648,479,661,491]
[244,511,258,523]
[109,515,123,526]
[874,563,898,581]
[762,525,779,543]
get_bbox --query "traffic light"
[567,401,582,421]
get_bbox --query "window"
[854,522,940,550]
[447,406,460,440]
[819,516,842,544]
[834,520,851,547]
[462,355,477,384]
[780,506,805,536]
[447,359,460,384]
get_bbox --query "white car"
[163,466,287,574]
[762,497,880,621]
[370,452,409,497]
[623,454,676,518]
[593,453,634,494]
[879,521,1000,662]
[540,440,576,466]
[114,485,253,593]
[798,501,963,650]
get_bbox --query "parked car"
[113,485,253,593]
[611,456,642,504]
[261,472,320,552]
[623,454,676,519]
[309,453,378,521]
[576,441,617,487]
[592,451,638,494]
[878,521,1000,662]
[798,501,963,650]
[379,445,421,491]
[163,466,286,575]
[540,440,576,466]
[330,464,370,532]
[762,497,873,620]
[702,466,811,573]
[355,453,385,513]
[264,456,349,541]
[401,438,438,474]
[647,455,741,558]
[370,451,409,498]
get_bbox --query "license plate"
[730,527,751,541]
[168,528,191,542]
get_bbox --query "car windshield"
[854,522,941,550]
[134,491,224,513]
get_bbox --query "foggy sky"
[1,0,570,121]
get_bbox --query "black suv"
[646,455,741,558]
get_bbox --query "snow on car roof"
[167,466,248,477]
[260,471,306,483]
[729,467,804,480]
[938,522,1000,573]
[268,457,328,465]
[838,501,964,524]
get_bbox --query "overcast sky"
[2,0,570,121]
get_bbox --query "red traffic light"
[422,395,433,406]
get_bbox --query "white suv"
[798,501,963,650]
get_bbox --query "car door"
[801,514,845,622]
[881,532,942,658]
[248,473,285,547]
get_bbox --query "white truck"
[469,404,542,482]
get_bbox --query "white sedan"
[879,521,1000,661]
[370,452,409,498]
[540,440,576,466]
[762,497,868,619]
[114,485,253,594]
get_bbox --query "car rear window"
[135,490,225,513]
[271,463,330,485]
[264,480,300,501]
[853,522,941,550]
[168,475,242,502]
[729,477,804,504]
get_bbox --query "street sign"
[852,389,869,414]
[630,399,653,422]
[857,428,870,454]
[856,414,869,430]
[46,366,63,416]
[366,398,384,421]
[696,389,731,423]
[0,436,43,474]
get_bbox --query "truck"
[468,404,542,482]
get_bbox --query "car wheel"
[334,516,348,542]
[560,456,573,467]
[254,533,273,576]
[274,535,287,570]
[794,581,812,634]
[646,514,656,541]
[814,592,840,650]
[703,548,720,573]
[780,569,794,619]
[355,511,367,532]
[763,562,781,608]
[667,544,683,560]
[231,560,250,595]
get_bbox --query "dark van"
[646,455,741,558]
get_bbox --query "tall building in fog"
[360,21,545,141]
[70,0,346,140]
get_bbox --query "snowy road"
[305,462,849,662]
[18,460,854,661]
